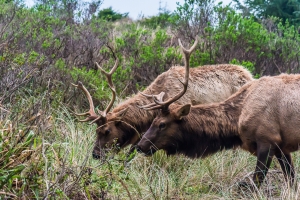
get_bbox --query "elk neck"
[112,93,160,140]
[175,85,249,158]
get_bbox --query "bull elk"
[73,39,253,159]
[137,72,300,188]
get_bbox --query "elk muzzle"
[92,142,109,160]
[136,142,157,156]
[92,145,102,159]
[92,152,101,159]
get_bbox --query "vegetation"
[1,0,300,198]
[98,7,128,21]
[234,0,300,25]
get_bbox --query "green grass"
[2,97,300,199]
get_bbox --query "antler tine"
[136,102,165,110]
[139,91,165,101]
[153,38,198,107]
[138,38,198,110]
[155,92,165,102]
[72,82,100,122]
[139,91,154,98]
[95,57,119,116]
[96,57,119,76]
[137,102,159,109]
[139,104,165,111]
[178,37,199,57]
[136,92,165,110]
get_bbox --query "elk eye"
[159,122,166,130]
[105,130,110,135]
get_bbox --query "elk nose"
[92,152,100,159]
[136,145,143,153]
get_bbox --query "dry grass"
[48,105,300,199]
[2,99,300,199]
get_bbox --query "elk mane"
[166,84,251,158]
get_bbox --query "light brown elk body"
[137,74,300,187]
[74,40,253,159]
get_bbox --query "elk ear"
[174,104,191,120]
[114,107,129,123]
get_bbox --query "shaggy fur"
[93,64,253,157]
[138,74,300,187]
[137,83,250,157]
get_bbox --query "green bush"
[98,7,128,21]
[1,0,300,198]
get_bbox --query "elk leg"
[253,146,274,187]
[275,152,295,185]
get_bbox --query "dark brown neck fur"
[168,84,250,158]
[112,94,160,139]
[111,68,174,137]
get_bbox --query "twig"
[0,191,18,198]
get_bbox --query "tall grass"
[2,95,300,199]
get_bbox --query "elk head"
[136,38,198,156]
[73,53,128,159]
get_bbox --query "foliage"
[1,0,300,198]
[170,0,216,41]
[234,0,300,25]
[98,7,128,21]
[0,92,50,198]
[211,7,271,73]
[138,11,173,29]
[112,23,183,92]
[138,5,173,29]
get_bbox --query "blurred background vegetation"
[1,0,300,198]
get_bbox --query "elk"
[73,39,253,159]
[136,71,300,188]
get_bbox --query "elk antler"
[139,91,165,101]
[95,57,119,117]
[73,55,119,123]
[72,81,101,123]
[137,92,166,109]
[139,37,198,111]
